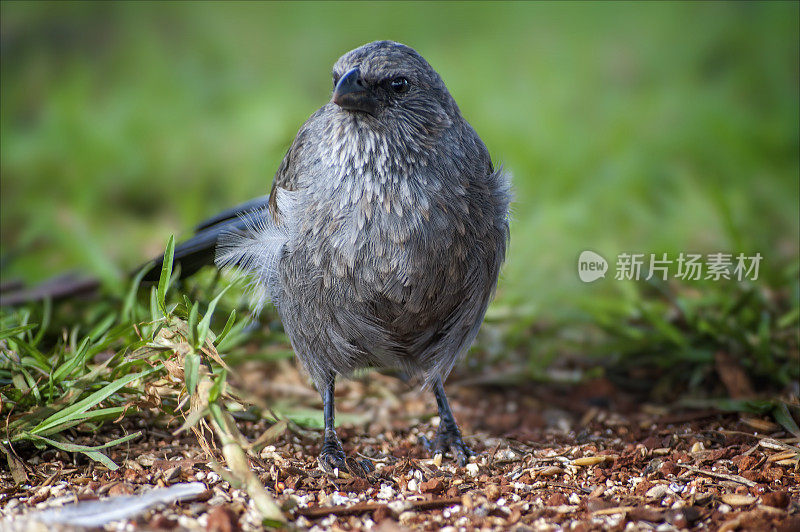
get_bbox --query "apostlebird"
[147,40,510,474]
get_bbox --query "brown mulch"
[1,363,798,531]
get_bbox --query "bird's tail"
[141,196,271,283]
[0,195,281,306]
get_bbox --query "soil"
[1,362,798,531]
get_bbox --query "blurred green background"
[1,2,798,394]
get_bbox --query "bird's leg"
[424,377,475,466]
[318,377,348,474]
[317,376,373,477]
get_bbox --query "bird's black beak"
[332,68,378,116]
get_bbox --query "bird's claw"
[318,442,373,478]
[420,427,476,466]
[319,444,348,476]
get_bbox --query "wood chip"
[645,484,669,500]
[537,466,564,477]
[297,502,389,519]
[720,493,757,506]
[767,450,797,462]
[759,438,800,452]
[756,504,788,515]
[741,417,778,432]
[572,456,607,466]
[546,505,578,514]
[591,506,636,516]
[675,464,757,487]
[296,497,462,519]
[164,466,182,483]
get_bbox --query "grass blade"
[31,298,52,347]
[123,265,150,322]
[197,286,230,347]
[25,432,141,470]
[774,402,800,438]
[213,309,237,348]
[36,407,128,438]
[157,236,175,317]
[188,302,200,347]
[30,365,162,436]
[150,286,160,322]
[0,324,37,340]
[184,352,200,396]
[52,337,91,383]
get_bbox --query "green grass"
[1,1,798,451]
[1,239,286,522]
[1,238,223,467]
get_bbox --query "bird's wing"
[267,108,324,220]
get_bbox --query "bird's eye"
[389,77,409,93]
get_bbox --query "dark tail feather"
[141,196,270,282]
[0,196,270,306]
[0,273,100,307]
[193,196,270,233]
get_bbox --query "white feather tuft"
[215,188,297,313]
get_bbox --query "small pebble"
[398,511,416,525]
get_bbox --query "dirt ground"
[1,361,798,531]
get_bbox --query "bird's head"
[330,41,458,134]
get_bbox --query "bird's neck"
[325,116,431,186]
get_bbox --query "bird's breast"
[289,120,480,307]
[296,169,472,306]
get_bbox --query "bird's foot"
[318,440,373,478]
[420,425,476,466]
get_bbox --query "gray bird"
[149,40,510,474]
